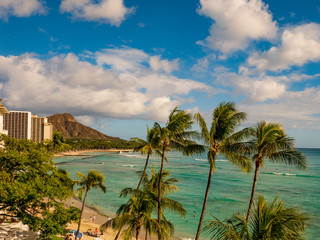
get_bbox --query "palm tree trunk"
[136,227,141,240]
[114,229,121,240]
[246,161,260,222]
[75,189,88,240]
[195,162,214,240]
[137,152,151,190]
[145,228,148,240]
[157,144,166,240]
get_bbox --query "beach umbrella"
[72,230,83,239]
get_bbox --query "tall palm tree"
[131,125,161,190]
[154,107,203,239]
[75,170,106,240]
[233,121,307,222]
[204,195,308,240]
[194,102,250,240]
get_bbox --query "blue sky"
[0,0,319,148]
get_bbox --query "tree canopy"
[0,135,79,239]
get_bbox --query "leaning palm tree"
[154,107,203,239]
[234,121,307,222]
[75,170,106,240]
[204,195,308,240]
[131,125,161,190]
[194,102,250,240]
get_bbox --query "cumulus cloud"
[248,23,320,71]
[215,71,290,102]
[239,86,320,130]
[0,0,45,20]
[95,48,148,72]
[0,48,210,122]
[149,56,179,74]
[191,57,209,72]
[197,0,277,54]
[60,0,134,26]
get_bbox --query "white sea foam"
[121,164,136,168]
[194,158,207,162]
[194,159,227,162]
[285,173,296,176]
[120,153,144,159]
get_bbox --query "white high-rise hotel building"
[0,99,53,142]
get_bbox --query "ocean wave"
[120,164,137,168]
[270,172,296,176]
[194,159,227,162]
[120,153,145,159]
[194,158,207,162]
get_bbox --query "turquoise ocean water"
[54,148,320,239]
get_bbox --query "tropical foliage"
[194,102,250,240]
[0,135,80,239]
[131,125,161,190]
[102,168,185,240]
[75,170,107,240]
[204,195,308,240]
[154,107,203,239]
[229,121,307,221]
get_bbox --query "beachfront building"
[31,115,53,143]
[3,111,32,140]
[0,99,9,136]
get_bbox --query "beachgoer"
[89,216,92,222]
[93,215,96,223]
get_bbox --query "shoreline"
[54,149,134,157]
[66,197,180,240]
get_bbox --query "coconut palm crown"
[204,195,308,240]
[232,121,307,222]
[194,101,251,240]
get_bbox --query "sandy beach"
[55,149,134,157]
[64,197,179,240]
[64,198,125,240]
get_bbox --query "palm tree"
[102,168,185,240]
[233,121,307,222]
[204,195,308,240]
[131,125,161,190]
[194,102,250,240]
[154,107,203,239]
[118,190,158,240]
[75,170,106,240]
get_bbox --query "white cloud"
[0,0,45,20]
[0,48,210,122]
[239,86,320,130]
[248,23,320,71]
[95,48,148,72]
[215,72,287,102]
[197,0,277,54]
[75,115,93,125]
[149,56,179,74]
[191,57,209,72]
[60,0,134,26]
